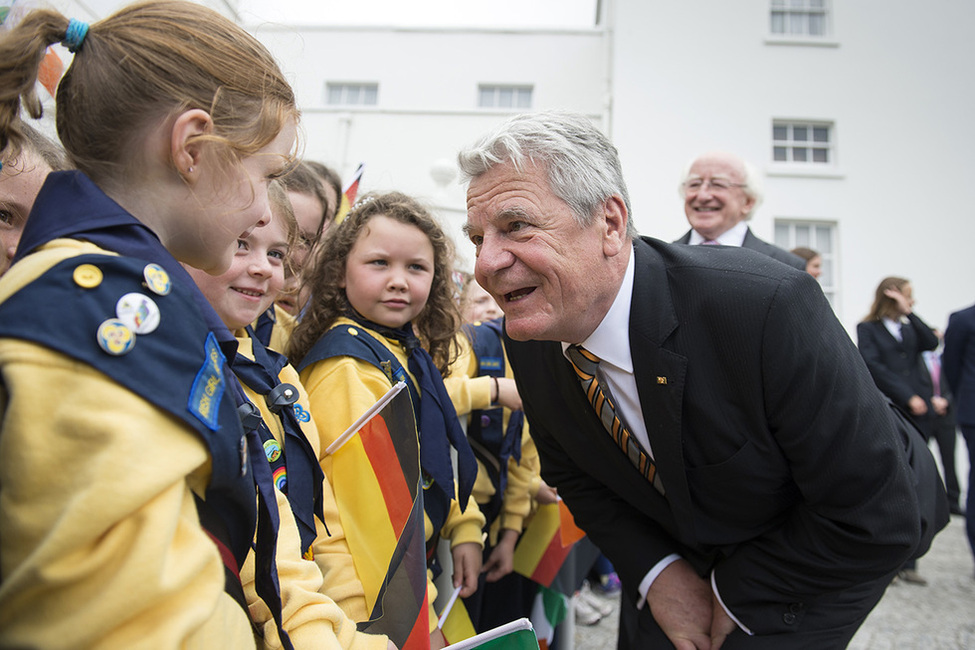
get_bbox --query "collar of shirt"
[882,317,904,341]
[689,220,748,246]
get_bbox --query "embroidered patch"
[273,465,288,491]
[294,403,311,422]
[479,356,503,372]
[188,332,226,431]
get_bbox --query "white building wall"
[249,23,607,269]
[611,0,975,334]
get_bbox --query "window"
[478,85,533,109]
[770,0,829,37]
[325,83,378,106]
[773,121,832,164]
[774,220,838,307]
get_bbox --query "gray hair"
[458,111,635,237]
[677,151,764,219]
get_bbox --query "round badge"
[115,292,161,335]
[263,438,283,463]
[72,264,103,289]
[96,319,135,356]
[143,263,172,296]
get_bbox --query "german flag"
[334,163,364,225]
[511,501,585,588]
[329,383,429,649]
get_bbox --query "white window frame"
[772,121,834,166]
[766,0,837,47]
[774,219,839,310]
[325,82,379,107]
[477,84,533,110]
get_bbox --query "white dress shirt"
[688,220,749,246]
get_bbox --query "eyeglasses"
[682,178,746,194]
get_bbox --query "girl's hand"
[883,287,913,315]
[536,482,559,504]
[483,529,519,583]
[429,628,446,650]
[495,377,523,411]
[452,542,483,597]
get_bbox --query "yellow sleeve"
[441,493,487,549]
[443,332,493,416]
[241,486,387,650]
[300,355,393,452]
[267,304,298,354]
[0,342,256,650]
[278,363,369,621]
[311,474,370,622]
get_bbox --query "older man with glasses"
[674,151,805,271]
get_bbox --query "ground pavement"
[572,515,974,649]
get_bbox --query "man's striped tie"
[566,344,665,495]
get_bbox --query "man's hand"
[932,395,949,416]
[452,542,483,597]
[645,559,713,649]
[709,591,737,650]
[483,529,519,582]
[908,394,928,416]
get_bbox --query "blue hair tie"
[63,18,89,53]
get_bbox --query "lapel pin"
[657,376,668,384]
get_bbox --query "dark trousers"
[929,415,961,506]
[618,570,894,649]
[961,426,975,562]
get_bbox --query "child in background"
[0,1,315,646]
[253,161,331,351]
[289,192,484,649]
[445,274,544,632]
[184,182,391,649]
[0,123,67,275]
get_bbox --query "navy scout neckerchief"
[296,315,478,543]
[462,317,524,527]
[233,325,327,556]
[7,170,296,649]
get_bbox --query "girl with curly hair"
[290,192,484,649]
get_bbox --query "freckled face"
[465,162,618,343]
[0,151,51,275]
[185,215,289,331]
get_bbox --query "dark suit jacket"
[675,226,806,270]
[505,237,936,636]
[856,316,938,435]
[943,304,975,427]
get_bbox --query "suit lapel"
[629,239,697,541]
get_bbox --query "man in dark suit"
[459,112,947,648]
[941,304,975,575]
[673,151,805,271]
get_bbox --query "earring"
[187,166,195,173]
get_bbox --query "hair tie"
[63,18,89,53]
